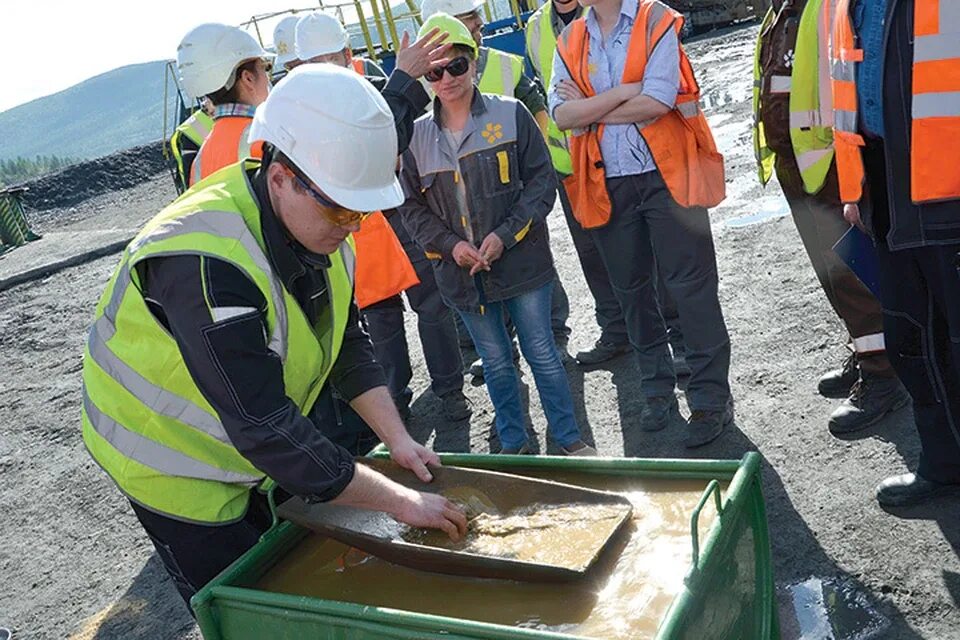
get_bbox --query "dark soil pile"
[19,142,170,212]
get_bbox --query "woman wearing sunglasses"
[400,15,595,456]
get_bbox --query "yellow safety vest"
[477,47,525,97]
[169,111,214,189]
[81,160,355,524]
[753,0,836,194]
[525,2,573,175]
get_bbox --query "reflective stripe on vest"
[752,7,777,186]
[190,117,259,187]
[830,0,866,204]
[478,48,524,96]
[557,0,725,227]
[789,0,836,194]
[82,160,355,524]
[911,0,960,203]
[526,2,573,174]
[170,111,214,187]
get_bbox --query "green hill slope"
[0,61,178,162]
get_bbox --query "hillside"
[0,60,177,162]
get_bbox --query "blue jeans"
[458,281,582,450]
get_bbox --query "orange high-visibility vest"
[345,61,419,308]
[910,0,960,203]
[829,0,866,204]
[832,0,960,204]
[190,116,264,186]
[352,212,420,309]
[555,0,725,228]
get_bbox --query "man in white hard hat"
[271,14,303,82]
[421,0,573,371]
[80,65,467,610]
[177,23,274,186]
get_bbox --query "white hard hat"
[249,65,403,211]
[272,16,301,69]
[177,23,274,100]
[295,12,350,60]
[420,0,485,19]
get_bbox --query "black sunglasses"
[424,56,471,83]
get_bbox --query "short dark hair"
[262,144,310,192]
[208,58,262,105]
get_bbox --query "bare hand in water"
[396,489,468,541]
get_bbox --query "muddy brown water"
[402,495,632,569]
[255,473,721,639]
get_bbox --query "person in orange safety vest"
[832,0,960,508]
[176,23,274,187]
[548,0,733,448]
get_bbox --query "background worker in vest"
[836,0,960,506]
[177,23,274,187]
[550,0,733,447]
[754,0,908,434]
[270,14,302,83]
[400,15,594,456]
[81,66,468,609]
[297,11,473,422]
[168,97,213,194]
[421,0,575,368]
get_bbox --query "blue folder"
[832,226,882,299]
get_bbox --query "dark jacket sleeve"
[328,299,386,401]
[514,73,547,116]
[399,148,464,260]
[140,254,356,502]
[382,69,431,154]
[493,103,558,250]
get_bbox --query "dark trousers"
[864,142,960,483]
[133,385,375,609]
[776,155,892,376]
[557,180,628,345]
[362,237,464,403]
[592,172,731,410]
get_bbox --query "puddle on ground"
[255,476,721,640]
[779,577,890,640]
[725,197,791,227]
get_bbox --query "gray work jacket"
[400,90,558,313]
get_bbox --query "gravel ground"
[2,24,959,640]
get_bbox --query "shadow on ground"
[73,555,194,640]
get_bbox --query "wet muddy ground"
[1,24,959,640]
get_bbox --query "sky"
[0,1,329,113]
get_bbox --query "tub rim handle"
[690,479,723,569]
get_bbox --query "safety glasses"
[289,170,371,227]
[424,56,471,83]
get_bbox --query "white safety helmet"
[249,65,403,211]
[420,0,485,19]
[177,23,274,100]
[295,12,350,60]
[272,16,301,69]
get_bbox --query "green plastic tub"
[192,452,778,640]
